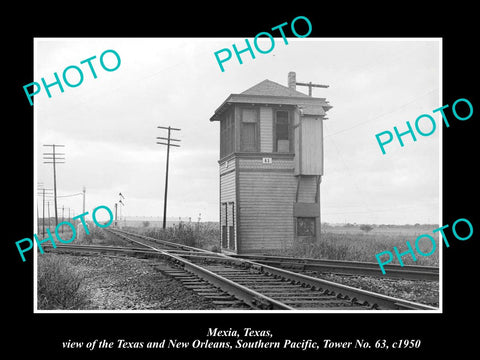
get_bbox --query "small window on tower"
[275,110,290,152]
[296,217,316,237]
[240,108,258,152]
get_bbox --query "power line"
[57,192,83,198]
[325,88,438,138]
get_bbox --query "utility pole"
[37,200,40,234]
[156,126,181,229]
[82,186,86,213]
[61,205,65,234]
[37,184,52,236]
[43,144,65,227]
[295,81,329,96]
[42,188,46,235]
[118,193,125,227]
[114,203,118,227]
[47,201,51,230]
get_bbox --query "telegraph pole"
[295,81,329,96]
[114,203,118,227]
[61,205,65,234]
[43,144,65,227]
[47,201,51,230]
[118,193,125,227]
[37,184,53,236]
[82,186,86,213]
[37,200,40,235]
[156,126,181,229]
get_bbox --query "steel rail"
[174,254,437,310]
[230,254,439,281]
[45,244,283,309]
[107,229,438,310]
[60,230,437,310]
[106,228,214,254]
[110,228,438,281]
[45,243,164,257]
[164,251,293,310]
[98,231,294,310]
[45,242,436,310]
[236,259,437,310]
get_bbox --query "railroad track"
[106,228,438,281]
[230,254,439,281]
[47,228,437,311]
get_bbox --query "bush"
[80,225,105,245]
[270,230,439,267]
[360,224,374,233]
[139,222,220,250]
[37,255,90,310]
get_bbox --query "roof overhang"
[210,94,332,121]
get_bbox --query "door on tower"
[221,202,236,251]
[227,202,235,251]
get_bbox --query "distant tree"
[360,224,374,233]
[142,221,150,228]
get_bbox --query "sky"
[34,38,441,224]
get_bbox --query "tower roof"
[241,79,311,98]
[210,77,332,121]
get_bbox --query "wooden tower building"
[210,72,332,254]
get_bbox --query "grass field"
[125,221,221,251]
[272,224,440,267]
[121,222,440,267]
[39,221,440,267]
[37,254,90,310]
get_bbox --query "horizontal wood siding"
[238,171,296,252]
[220,170,235,203]
[220,157,236,175]
[260,107,273,152]
[301,117,323,175]
[297,176,318,203]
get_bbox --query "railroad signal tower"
[210,72,332,254]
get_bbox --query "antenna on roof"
[288,71,329,96]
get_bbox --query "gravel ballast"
[38,251,438,310]
[41,253,217,310]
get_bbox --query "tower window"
[275,110,291,152]
[240,108,258,152]
[296,217,316,237]
[220,110,234,158]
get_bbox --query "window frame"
[239,106,259,152]
[220,109,235,159]
[296,217,316,237]
[273,109,293,153]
